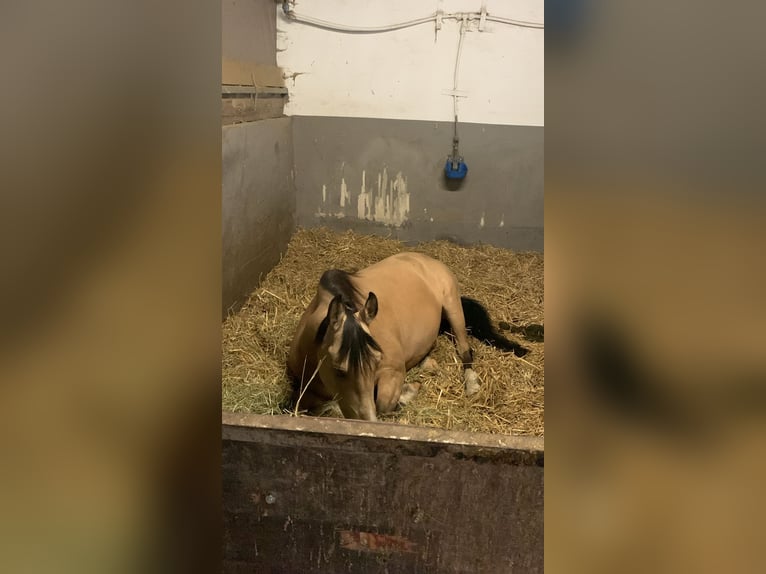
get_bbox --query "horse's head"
[316,291,382,420]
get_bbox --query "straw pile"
[222,227,544,436]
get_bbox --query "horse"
[287,252,528,421]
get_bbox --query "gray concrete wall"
[222,0,276,63]
[292,116,543,251]
[222,118,295,315]
[222,0,295,316]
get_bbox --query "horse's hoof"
[464,369,481,396]
[398,382,421,406]
[420,357,438,372]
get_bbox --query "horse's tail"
[460,297,529,357]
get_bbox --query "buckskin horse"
[287,252,528,421]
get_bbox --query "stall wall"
[292,116,543,249]
[222,0,295,315]
[278,0,544,250]
[222,119,294,315]
[223,414,544,573]
[277,0,544,125]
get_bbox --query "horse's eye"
[334,368,347,378]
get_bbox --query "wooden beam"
[223,412,544,572]
[222,411,544,453]
[222,58,285,88]
[221,98,285,125]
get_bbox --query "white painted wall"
[276,1,544,126]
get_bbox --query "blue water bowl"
[444,159,468,180]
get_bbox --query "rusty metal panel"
[223,414,543,573]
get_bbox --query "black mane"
[319,269,360,309]
[315,269,382,374]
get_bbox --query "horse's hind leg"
[442,289,481,396]
[397,356,434,405]
[393,356,434,407]
[419,356,438,372]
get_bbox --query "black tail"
[459,297,530,357]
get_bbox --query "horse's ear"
[327,294,345,329]
[360,292,378,324]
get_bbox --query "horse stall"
[222,2,544,572]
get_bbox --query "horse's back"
[289,254,455,358]
[364,251,447,271]
[352,253,457,367]
[359,252,458,298]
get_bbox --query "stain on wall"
[318,166,411,227]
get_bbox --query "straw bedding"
[222,227,544,436]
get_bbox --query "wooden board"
[221,97,285,125]
[222,59,285,88]
[222,414,544,573]
[222,59,286,124]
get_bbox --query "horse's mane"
[319,269,359,309]
[315,269,381,374]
